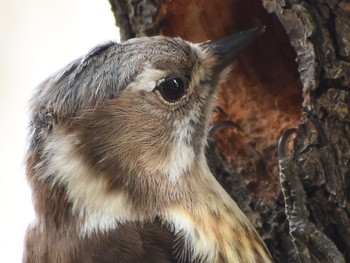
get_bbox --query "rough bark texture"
[108,0,350,262]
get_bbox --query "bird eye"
[155,77,186,103]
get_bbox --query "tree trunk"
[108,0,350,262]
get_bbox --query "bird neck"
[27,132,271,262]
[161,159,272,262]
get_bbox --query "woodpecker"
[24,27,272,263]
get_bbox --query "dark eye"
[155,77,186,102]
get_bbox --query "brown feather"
[24,36,272,263]
[25,219,194,263]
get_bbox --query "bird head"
[29,27,263,189]
[26,28,273,263]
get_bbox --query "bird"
[24,27,272,263]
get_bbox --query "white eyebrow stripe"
[125,65,167,92]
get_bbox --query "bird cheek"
[193,78,217,101]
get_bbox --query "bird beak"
[205,26,265,75]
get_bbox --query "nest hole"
[158,0,303,204]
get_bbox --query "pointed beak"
[205,26,265,74]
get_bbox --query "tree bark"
[108,0,350,262]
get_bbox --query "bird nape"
[24,27,272,263]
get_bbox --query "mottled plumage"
[24,28,272,262]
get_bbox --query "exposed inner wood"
[157,0,303,205]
